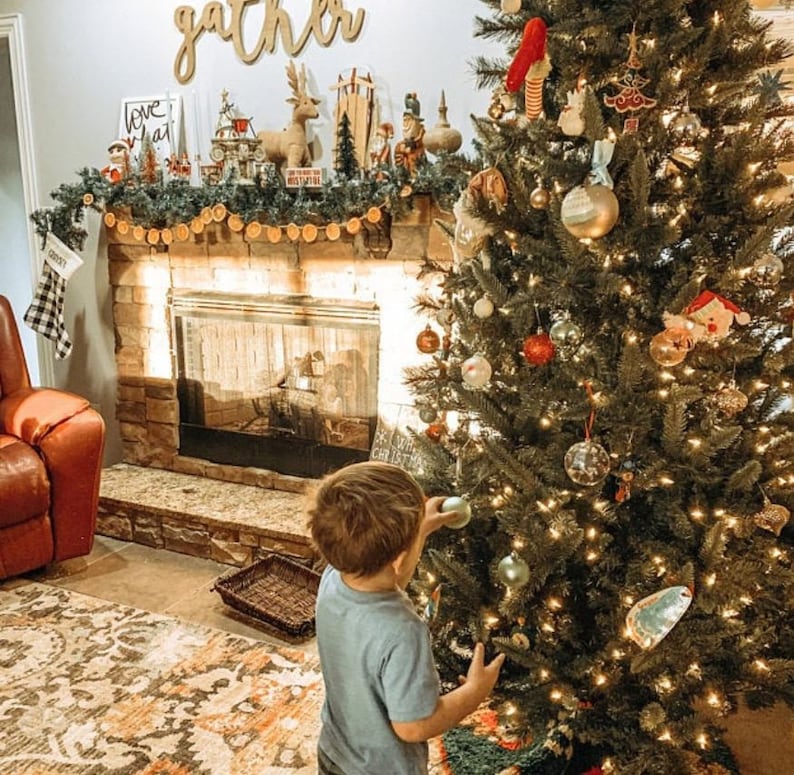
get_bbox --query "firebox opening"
[171,291,380,478]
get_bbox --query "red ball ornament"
[522,332,556,365]
[416,325,441,354]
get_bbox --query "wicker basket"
[213,554,321,638]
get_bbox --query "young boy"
[307,460,505,774]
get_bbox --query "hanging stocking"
[24,232,84,359]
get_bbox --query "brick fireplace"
[106,195,453,492]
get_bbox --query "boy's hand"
[422,496,460,535]
[461,643,506,698]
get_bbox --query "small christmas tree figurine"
[137,132,160,184]
[334,111,359,180]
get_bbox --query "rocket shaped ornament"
[505,18,550,120]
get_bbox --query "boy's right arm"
[390,643,505,744]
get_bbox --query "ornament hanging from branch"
[753,487,791,536]
[662,290,750,344]
[505,17,551,121]
[560,138,619,239]
[604,25,657,132]
[564,381,611,487]
[558,79,587,137]
[626,585,693,650]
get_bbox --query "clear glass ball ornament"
[564,440,611,486]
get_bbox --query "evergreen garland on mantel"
[30,156,473,253]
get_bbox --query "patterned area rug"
[0,583,323,774]
[0,583,566,775]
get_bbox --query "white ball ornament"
[473,296,495,319]
[441,496,472,529]
[461,353,492,388]
[500,0,522,12]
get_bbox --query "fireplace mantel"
[107,194,453,490]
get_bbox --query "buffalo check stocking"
[24,232,84,360]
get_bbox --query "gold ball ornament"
[488,100,506,120]
[713,385,749,417]
[530,186,551,210]
[454,220,487,259]
[560,184,619,239]
[500,0,522,12]
[649,328,694,367]
[753,502,790,536]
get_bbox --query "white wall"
[0,0,501,463]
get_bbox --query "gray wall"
[0,0,501,465]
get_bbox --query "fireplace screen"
[172,291,379,477]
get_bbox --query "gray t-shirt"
[316,565,441,774]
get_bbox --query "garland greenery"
[30,155,474,253]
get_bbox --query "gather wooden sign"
[174,0,367,84]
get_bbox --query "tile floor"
[3,535,317,656]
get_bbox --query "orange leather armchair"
[0,294,105,579]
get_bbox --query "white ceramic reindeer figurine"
[258,61,320,170]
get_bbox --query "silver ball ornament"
[670,107,703,139]
[549,318,583,351]
[441,496,472,529]
[497,552,530,588]
[748,253,784,289]
[564,440,611,486]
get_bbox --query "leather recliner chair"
[0,294,105,579]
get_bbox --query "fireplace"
[106,194,453,489]
[172,290,379,477]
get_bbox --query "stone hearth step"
[97,463,313,567]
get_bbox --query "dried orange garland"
[99,201,386,246]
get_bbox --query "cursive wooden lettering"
[174,0,366,84]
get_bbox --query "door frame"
[0,13,52,385]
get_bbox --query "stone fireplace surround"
[96,196,453,565]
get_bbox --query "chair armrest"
[0,387,90,446]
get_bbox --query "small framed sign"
[119,94,182,160]
[284,167,326,188]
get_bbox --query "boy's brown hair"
[306,461,425,576]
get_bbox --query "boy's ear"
[392,549,409,574]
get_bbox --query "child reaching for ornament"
[306,461,505,774]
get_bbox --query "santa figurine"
[101,138,131,183]
[663,290,751,342]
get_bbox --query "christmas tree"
[334,111,360,179]
[408,2,794,773]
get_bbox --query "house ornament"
[174,0,367,84]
